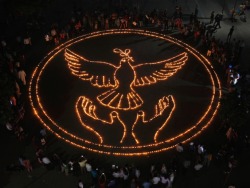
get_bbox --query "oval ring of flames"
[29,29,221,156]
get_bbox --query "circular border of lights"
[29,29,222,156]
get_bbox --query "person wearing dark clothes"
[214,13,222,28]
[194,5,198,19]
[227,26,234,43]
[210,11,215,24]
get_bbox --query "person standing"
[142,178,151,188]
[17,68,27,86]
[194,5,198,20]
[210,11,215,24]
[227,26,234,43]
[20,156,33,177]
[78,179,84,188]
[78,155,87,174]
[214,13,222,28]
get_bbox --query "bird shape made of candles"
[65,48,188,111]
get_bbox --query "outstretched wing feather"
[65,48,117,87]
[133,52,188,86]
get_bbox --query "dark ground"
[1,0,250,188]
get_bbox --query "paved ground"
[1,0,250,188]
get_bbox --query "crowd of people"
[1,1,250,188]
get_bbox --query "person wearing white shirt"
[112,170,121,178]
[176,143,184,152]
[152,173,161,185]
[85,163,92,172]
[78,156,87,174]
[42,156,51,165]
[17,68,27,86]
[78,179,84,188]
[194,162,203,171]
[135,167,140,179]
[160,174,170,186]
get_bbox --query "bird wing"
[133,52,188,86]
[65,48,117,87]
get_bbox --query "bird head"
[113,48,134,64]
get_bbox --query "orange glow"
[65,48,187,110]
[29,29,221,156]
